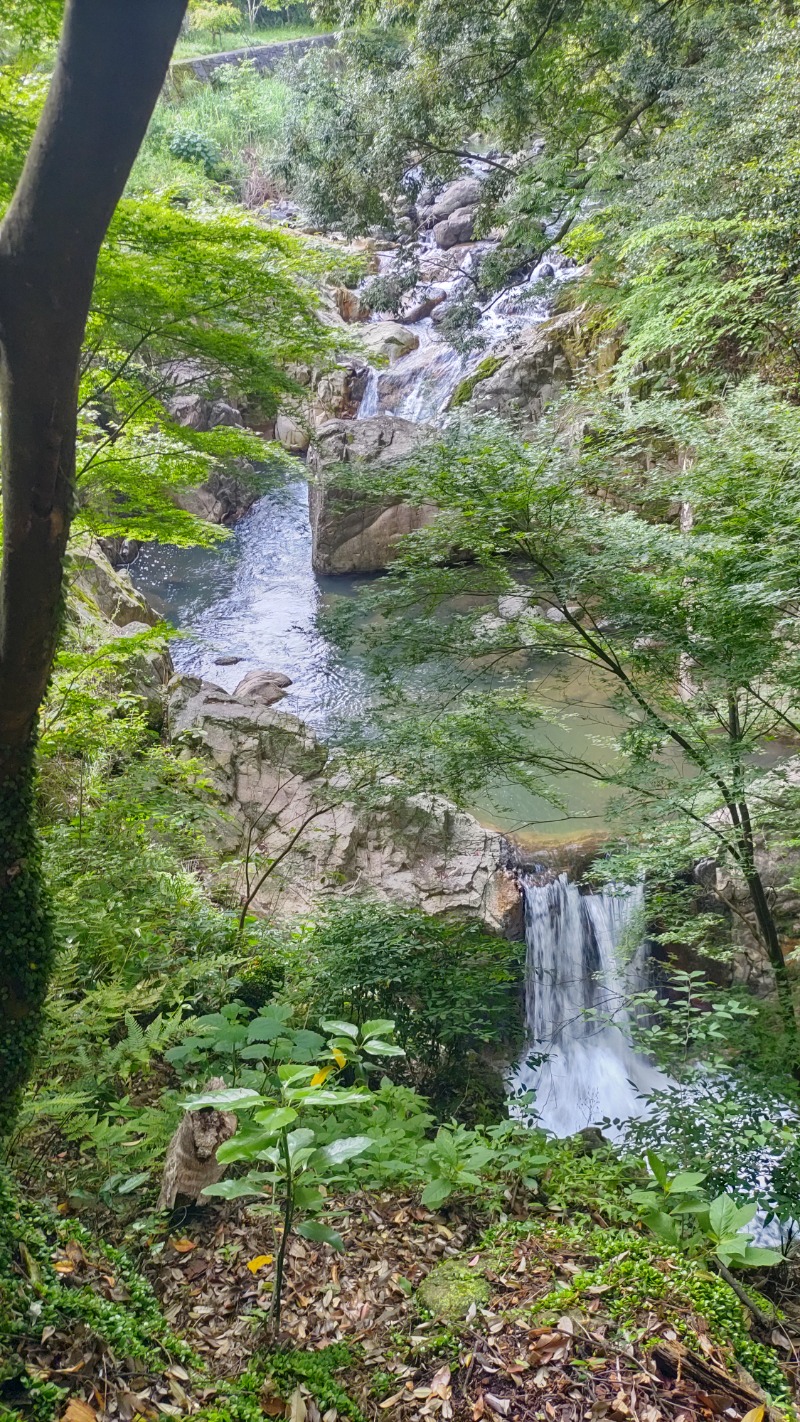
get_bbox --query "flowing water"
[509,874,667,1137]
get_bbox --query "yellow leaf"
[53,1260,75,1275]
[741,1408,765,1422]
[247,1254,274,1273]
[331,1048,347,1068]
[171,1237,196,1253]
[310,1066,335,1087]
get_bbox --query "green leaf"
[421,1178,454,1208]
[320,1019,359,1040]
[180,1087,263,1111]
[362,1040,406,1057]
[318,1135,374,1165]
[287,1088,370,1106]
[646,1151,669,1190]
[202,1174,268,1199]
[253,1106,298,1134]
[117,1171,150,1194]
[296,1220,345,1251]
[360,1019,396,1039]
[708,1193,741,1241]
[669,1171,707,1195]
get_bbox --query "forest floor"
[8,1183,799,1422]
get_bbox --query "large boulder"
[449,310,585,425]
[433,207,476,250]
[428,177,484,222]
[166,675,521,933]
[361,322,420,364]
[233,669,293,705]
[69,542,159,628]
[307,415,435,574]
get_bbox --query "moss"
[0,734,57,1138]
[449,355,504,408]
[416,1258,490,1320]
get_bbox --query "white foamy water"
[509,874,667,1137]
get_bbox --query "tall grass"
[129,62,292,205]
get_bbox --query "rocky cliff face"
[167,674,522,934]
[307,414,436,573]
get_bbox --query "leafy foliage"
[294,901,523,1118]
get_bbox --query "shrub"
[297,901,524,1120]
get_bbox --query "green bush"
[297,901,524,1120]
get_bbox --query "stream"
[130,208,669,1142]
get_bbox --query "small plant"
[185,1019,404,1332]
[629,1151,783,1268]
[168,127,223,175]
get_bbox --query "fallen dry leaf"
[61,1402,96,1422]
[170,1238,197,1254]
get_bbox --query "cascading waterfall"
[509,873,666,1137]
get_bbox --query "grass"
[129,66,292,203]
[173,21,332,59]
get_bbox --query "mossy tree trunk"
[0,0,189,1135]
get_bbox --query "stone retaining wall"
[170,32,336,83]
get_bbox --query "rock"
[208,400,245,429]
[276,414,311,453]
[433,206,476,250]
[214,655,244,667]
[314,361,370,420]
[307,415,435,574]
[361,321,420,364]
[233,669,293,705]
[402,289,447,324]
[416,1260,490,1320]
[334,286,371,323]
[456,310,584,425]
[70,542,159,628]
[168,392,211,430]
[166,675,520,933]
[428,176,484,222]
[115,621,174,728]
[173,470,259,525]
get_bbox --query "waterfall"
[509,874,666,1137]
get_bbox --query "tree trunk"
[0,0,188,1134]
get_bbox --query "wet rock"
[307,415,435,574]
[166,675,520,932]
[173,470,259,525]
[233,669,292,705]
[313,361,370,420]
[433,206,477,250]
[214,655,244,667]
[361,321,420,364]
[456,310,584,425]
[334,286,372,323]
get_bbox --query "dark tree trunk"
[0,0,188,1134]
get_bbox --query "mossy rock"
[449,355,504,408]
[417,1259,490,1320]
